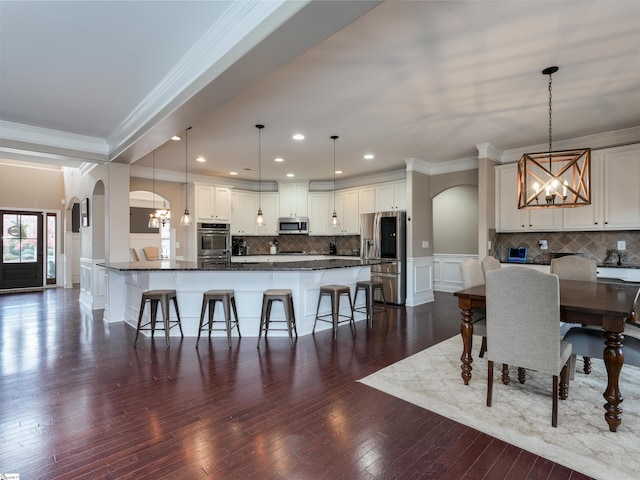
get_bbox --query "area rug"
[358,335,639,480]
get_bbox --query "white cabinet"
[308,192,330,235]
[279,183,308,217]
[196,185,231,222]
[334,189,360,234]
[496,164,561,232]
[256,192,279,236]
[358,187,375,214]
[374,181,406,211]
[230,191,258,235]
[563,145,640,231]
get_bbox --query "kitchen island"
[99,258,383,339]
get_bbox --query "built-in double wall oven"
[197,222,230,266]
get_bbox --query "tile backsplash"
[234,235,361,256]
[495,230,640,266]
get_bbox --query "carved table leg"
[501,363,510,385]
[460,307,474,385]
[603,330,624,432]
[517,367,526,384]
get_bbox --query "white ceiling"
[1,1,639,186]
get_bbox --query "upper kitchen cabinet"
[563,145,640,230]
[374,181,406,212]
[230,190,257,235]
[279,182,308,217]
[196,184,231,222]
[334,189,360,234]
[308,192,331,235]
[256,192,279,236]
[495,163,561,232]
[358,187,375,214]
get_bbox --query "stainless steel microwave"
[277,217,309,235]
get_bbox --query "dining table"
[454,278,640,432]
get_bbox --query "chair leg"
[289,296,298,338]
[257,297,269,348]
[559,362,570,400]
[331,292,339,340]
[160,295,171,348]
[231,297,241,338]
[501,363,510,385]
[172,296,184,337]
[196,297,208,348]
[134,297,146,347]
[284,298,294,349]
[583,356,592,374]
[479,336,487,358]
[517,367,526,384]
[347,292,356,334]
[223,298,232,348]
[552,374,559,427]
[487,360,494,407]
[313,292,323,334]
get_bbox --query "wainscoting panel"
[433,254,478,293]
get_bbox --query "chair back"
[486,267,562,374]
[142,246,160,261]
[460,258,484,289]
[131,248,142,261]
[550,255,597,282]
[481,256,501,279]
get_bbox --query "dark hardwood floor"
[1,287,592,479]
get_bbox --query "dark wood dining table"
[454,279,640,432]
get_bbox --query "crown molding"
[406,157,478,176]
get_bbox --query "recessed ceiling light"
[286,173,295,177]
[335,170,343,175]
[364,154,374,160]
[229,171,238,176]
[171,135,181,141]
[274,157,284,162]
[292,134,305,140]
[196,156,206,162]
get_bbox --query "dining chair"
[485,267,572,427]
[480,255,501,279]
[142,246,160,261]
[459,258,487,357]
[131,248,142,261]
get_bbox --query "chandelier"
[517,66,591,209]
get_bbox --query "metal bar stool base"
[257,289,298,349]
[353,280,388,330]
[313,284,356,340]
[197,289,241,349]
[134,289,184,348]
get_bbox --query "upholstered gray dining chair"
[459,258,487,357]
[481,255,501,279]
[485,267,572,427]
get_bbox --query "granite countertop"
[99,258,384,272]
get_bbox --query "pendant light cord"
[548,71,553,157]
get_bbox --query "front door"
[1,211,44,289]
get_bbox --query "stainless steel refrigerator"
[360,210,406,305]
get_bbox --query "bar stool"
[197,289,241,348]
[257,289,298,349]
[134,289,183,348]
[313,284,355,340]
[353,280,388,329]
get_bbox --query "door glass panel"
[47,214,56,281]
[2,213,38,263]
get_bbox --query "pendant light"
[179,127,193,226]
[517,66,590,209]
[330,135,340,229]
[255,124,265,225]
[148,150,160,229]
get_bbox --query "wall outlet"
[487,240,491,250]
[422,240,429,248]
[539,240,548,250]
[617,240,626,251]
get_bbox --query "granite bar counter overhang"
[99,259,384,339]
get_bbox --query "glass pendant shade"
[517,66,591,209]
[180,127,192,227]
[148,214,159,229]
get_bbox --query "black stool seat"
[313,284,355,340]
[257,289,297,349]
[134,289,183,348]
[197,289,241,348]
[354,280,388,329]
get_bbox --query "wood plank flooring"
[0,287,593,479]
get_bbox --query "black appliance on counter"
[360,211,407,305]
[329,242,337,255]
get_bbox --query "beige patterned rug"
[358,335,639,480]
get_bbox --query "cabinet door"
[340,189,360,234]
[358,187,375,214]
[496,165,526,232]
[241,192,258,235]
[213,187,231,221]
[562,152,603,230]
[308,192,330,235]
[603,147,640,229]
[394,182,407,210]
[374,184,395,212]
[279,183,308,217]
[230,191,243,234]
[257,192,279,236]
[196,185,214,221]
